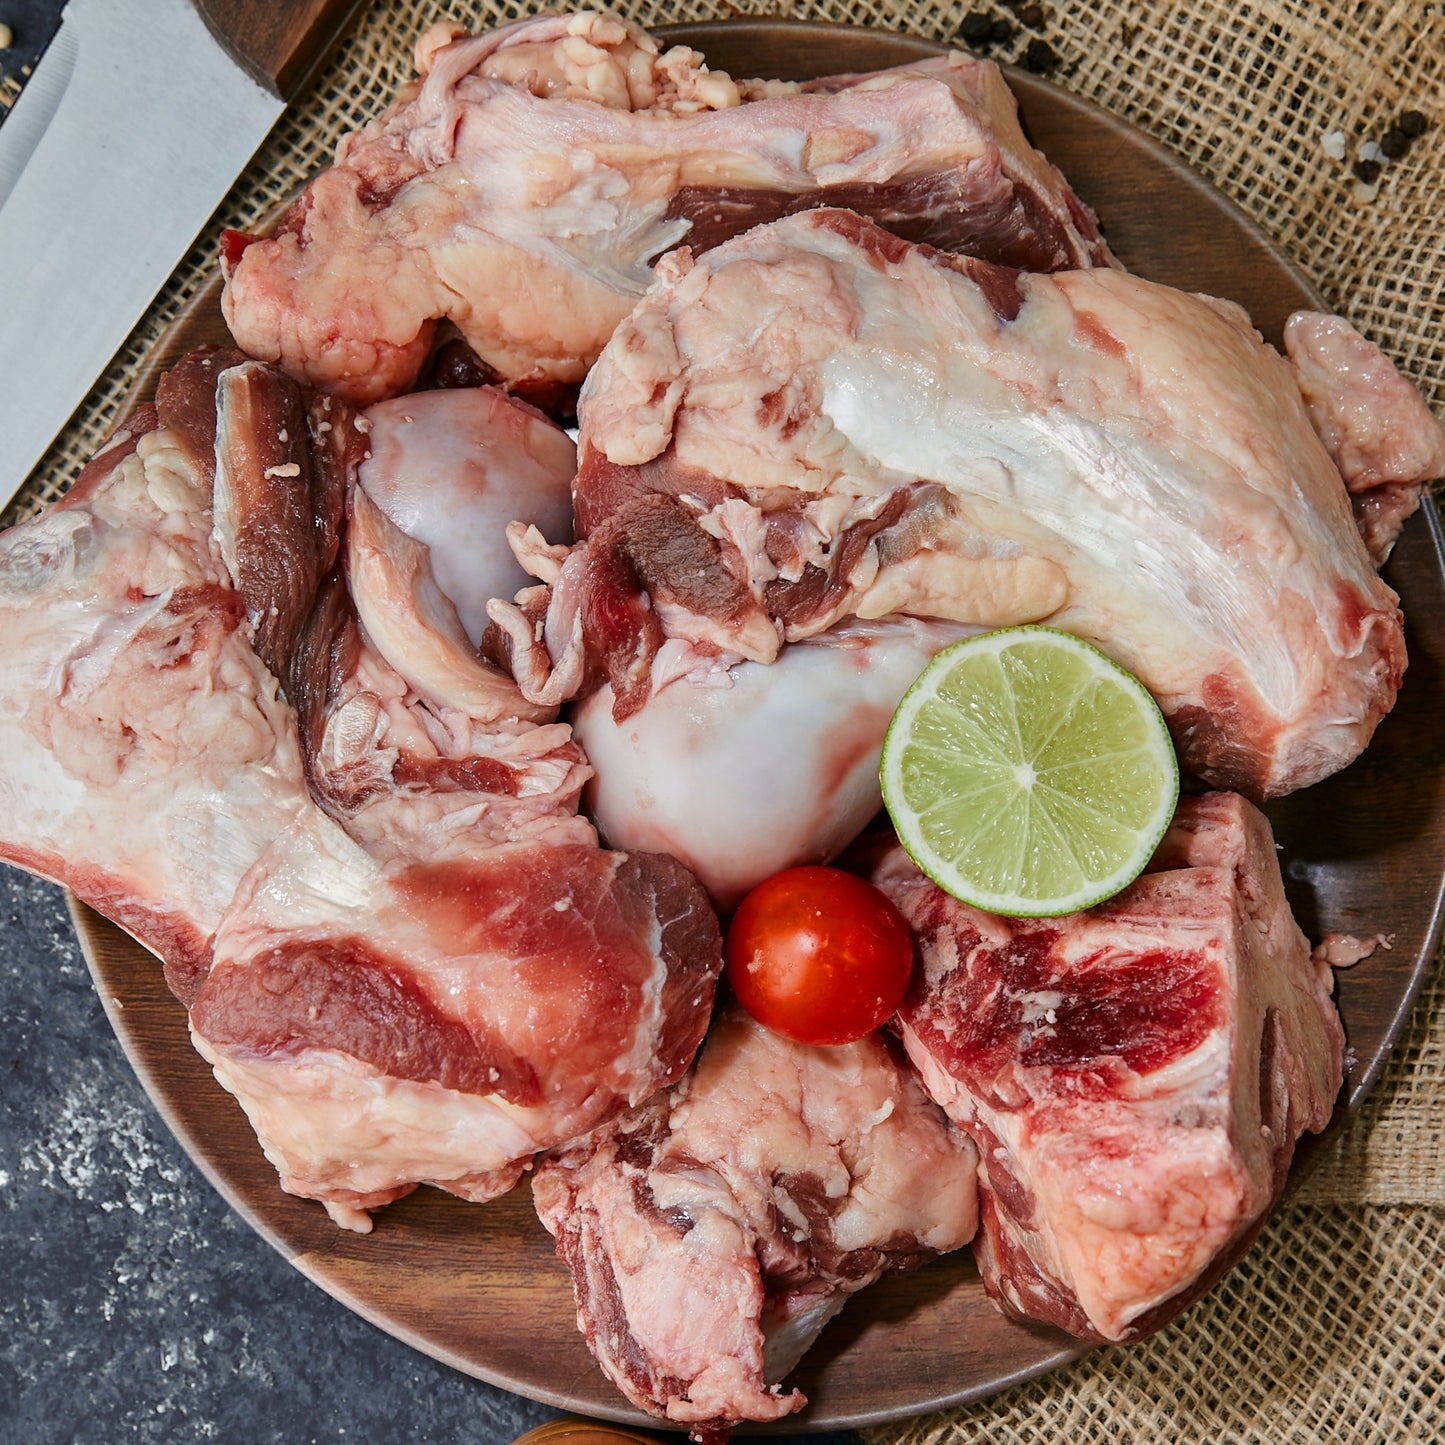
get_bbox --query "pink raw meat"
[873,792,1344,1342]
[1283,310,1445,563]
[491,209,1408,799]
[221,10,1112,405]
[533,1002,980,1439]
[0,351,722,1231]
[0,351,314,998]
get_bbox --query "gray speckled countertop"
[0,869,864,1445]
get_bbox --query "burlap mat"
[5,1,1442,1439]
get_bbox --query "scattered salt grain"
[1320,129,1348,160]
[1358,138,1385,163]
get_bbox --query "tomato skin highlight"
[723,866,915,1046]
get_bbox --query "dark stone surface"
[0,0,60,96]
[0,867,862,1445]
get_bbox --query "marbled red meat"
[873,793,1344,1342]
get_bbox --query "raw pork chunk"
[1283,310,1445,563]
[873,793,1344,1342]
[0,353,314,998]
[533,1003,980,1438]
[495,209,1413,799]
[221,9,1111,404]
[0,351,723,1231]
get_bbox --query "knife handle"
[190,0,368,102]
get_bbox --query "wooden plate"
[72,19,1445,1434]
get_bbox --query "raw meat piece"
[573,618,972,909]
[1283,311,1445,563]
[346,483,556,727]
[522,208,1406,799]
[533,1003,980,1438]
[0,353,723,1231]
[874,792,1344,1343]
[202,362,722,1229]
[0,351,312,1000]
[221,10,1112,404]
[193,815,718,1227]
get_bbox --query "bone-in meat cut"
[507,208,1416,799]
[220,9,1112,404]
[0,353,722,1231]
[0,352,314,1000]
[533,1002,980,1438]
[873,792,1344,1342]
[356,386,577,641]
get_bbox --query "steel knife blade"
[0,0,365,510]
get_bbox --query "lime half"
[880,626,1180,918]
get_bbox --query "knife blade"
[0,0,365,510]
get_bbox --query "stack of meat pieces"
[536,794,1347,1430]
[5,6,1445,1439]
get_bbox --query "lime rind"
[880,625,1181,918]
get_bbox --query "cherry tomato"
[724,866,914,1046]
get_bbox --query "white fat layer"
[193,1038,545,1196]
[761,1293,847,1382]
[818,349,1303,711]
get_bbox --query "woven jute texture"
[5,2,1442,1441]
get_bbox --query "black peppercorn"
[989,18,1014,43]
[1352,158,1382,184]
[1379,128,1409,160]
[1022,38,1057,73]
[1398,109,1427,138]
[960,12,994,44]
[1019,3,1045,27]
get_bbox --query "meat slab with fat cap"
[493,208,1426,799]
[873,793,1344,1342]
[0,351,723,1231]
[533,1002,980,1440]
[220,8,1112,404]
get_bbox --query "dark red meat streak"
[907,925,1224,1085]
